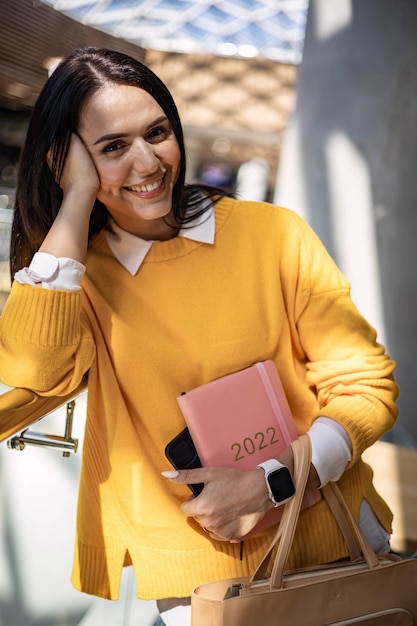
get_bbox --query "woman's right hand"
[50,133,100,199]
[40,134,101,263]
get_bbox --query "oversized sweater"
[0,198,399,600]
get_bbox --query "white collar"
[105,207,215,276]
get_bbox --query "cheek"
[96,162,126,188]
[170,145,182,181]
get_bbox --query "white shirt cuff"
[307,417,352,487]
[14,252,85,291]
[160,606,191,626]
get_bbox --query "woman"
[0,48,399,626]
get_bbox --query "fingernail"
[161,470,180,479]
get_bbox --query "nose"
[131,139,160,176]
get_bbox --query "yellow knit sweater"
[0,198,399,600]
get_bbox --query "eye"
[146,124,171,143]
[103,140,124,153]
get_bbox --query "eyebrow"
[93,115,169,145]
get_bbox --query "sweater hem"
[70,461,392,601]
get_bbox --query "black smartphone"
[164,427,204,496]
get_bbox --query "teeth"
[128,178,163,193]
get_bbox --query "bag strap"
[250,435,381,588]
[321,482,362,562]
[268,435,314,585]
[269,467,381,589]
[321,482,380,568]
[250,435,311,582]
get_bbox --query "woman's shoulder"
[215,196,311,234]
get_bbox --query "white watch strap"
[257,458,286,474]
[257,458,291,507]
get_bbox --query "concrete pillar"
[275,0,417,443]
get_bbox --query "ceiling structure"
[0,0,147,207]
[37,0,308,191]
[41,0,309,64]
[145,48,298,190]
[0,0,309,202]
[0,0,147,113]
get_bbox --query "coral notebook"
[176,361,321,536]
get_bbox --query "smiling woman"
[0,47,400,626]
[9,47,225,274]
[79,85,181,239]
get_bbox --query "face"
[79,83,181,239]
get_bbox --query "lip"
[124,173,166,196]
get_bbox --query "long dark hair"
[11,47,229,276]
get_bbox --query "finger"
[180,497,203,517]
[193,518,229,541]
[46,149,53,171]
[45,144,59,182]
[161,467,213,485]
[202,522,240,542]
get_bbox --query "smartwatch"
[257,459,295,506]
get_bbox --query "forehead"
[79,83,165,134]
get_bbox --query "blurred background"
[0,0,416,624]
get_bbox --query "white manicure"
[161,470,180,478]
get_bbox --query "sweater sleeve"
[0,281,95,395]
[291,215,399,464]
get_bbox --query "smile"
[125,176,164,193]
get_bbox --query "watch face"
[268,467,295,502]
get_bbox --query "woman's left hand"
[162,466,273,541]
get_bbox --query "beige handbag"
[192,435,417,625]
